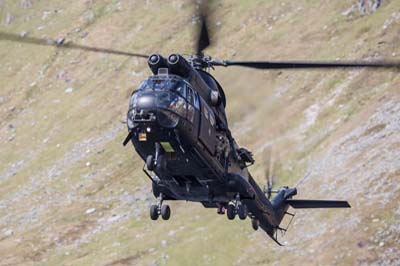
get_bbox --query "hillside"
[0,1,399,265]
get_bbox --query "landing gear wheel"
[156,154,167,172]
[227,204,236,220]
[146,155,155,171]
[238,204,248,220]
[150,204,159,220]
[161,205,171,220]
[251,219,259,231]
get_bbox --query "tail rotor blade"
[294,170,311,188]
[262,147,274,199]
[271,151,281,188]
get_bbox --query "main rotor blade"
[213,60,400,69]
[0,32,149,58]
[195,1,211,55]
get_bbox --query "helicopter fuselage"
[123,54,350,244]
[125,64,285,238]
[127,74,251,202]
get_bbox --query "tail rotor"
[262,147,278,199]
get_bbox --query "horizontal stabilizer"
[286,199,351,209]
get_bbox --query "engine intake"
[167,54,192,78]
[148,54,168,75]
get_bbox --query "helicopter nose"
[137,94,156,109]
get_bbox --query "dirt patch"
[362,123,386,137]
[104,251,146,266]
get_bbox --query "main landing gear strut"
[150,193,171,220]
[226,194,248,220]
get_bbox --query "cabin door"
[198,98,216,155]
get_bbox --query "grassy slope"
[0,0,399,265]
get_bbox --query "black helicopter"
[2,3,399,245]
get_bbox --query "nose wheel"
[146,143,167,172]
[146,155,155,171]
[149,194,171,220]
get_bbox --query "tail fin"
[286,199,351,208]
[266,188,350,245]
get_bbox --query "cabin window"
[193,91,200,110]
[188,105,194,123]
[209,111,215,126]
[204,106,209,120]
[202,105,214,126]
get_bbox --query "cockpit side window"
[187,87,195,123]
[187,88,194,105]
[129,92,138,108]
[137,81,147,91]
[173,83,186,98]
